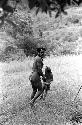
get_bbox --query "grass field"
[0,55,82,125]
[1,5,82,125]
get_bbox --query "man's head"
[37,47,46,58]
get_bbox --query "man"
[29,47,46,106]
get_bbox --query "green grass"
[0,55,82,125]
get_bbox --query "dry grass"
[0,55,82,125]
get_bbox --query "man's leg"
[30,81,37,99]
[31,89,37,100]
[30,81,43,106]
[30,90,43,104]
[30,85,37,107]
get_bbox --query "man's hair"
[37,47,46,53]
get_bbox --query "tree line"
[0,0,82,18]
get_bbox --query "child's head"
[37,47,46,58]
[45,66,51,75]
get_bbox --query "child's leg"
[47,84,50,90]
[43,89,47,100]
[39,83,46,99]
[41,84,47,100]
[43,84,50,99]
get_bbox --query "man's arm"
[38,69,46,82]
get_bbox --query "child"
[41,66,53,100]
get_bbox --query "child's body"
[41,66,53,99]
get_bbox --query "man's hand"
[42,76,46,82]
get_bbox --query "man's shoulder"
[35,55,41,59]
[35,56,42,62]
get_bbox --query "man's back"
[32,55,43,72]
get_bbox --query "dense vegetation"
[0,0,82,62]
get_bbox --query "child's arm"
[41,72,46,82]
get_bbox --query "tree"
[0,0,82,27]
[0,0,21,27]
[0,0,82,20]
[27,0,82,17]
[0,0,82,17]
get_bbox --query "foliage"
[27,0,82,17]
[0,0,82,23]
[0,1,82,61]
[0,8,37,60]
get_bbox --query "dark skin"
[29,49,46,107]
[40,67,53,100]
